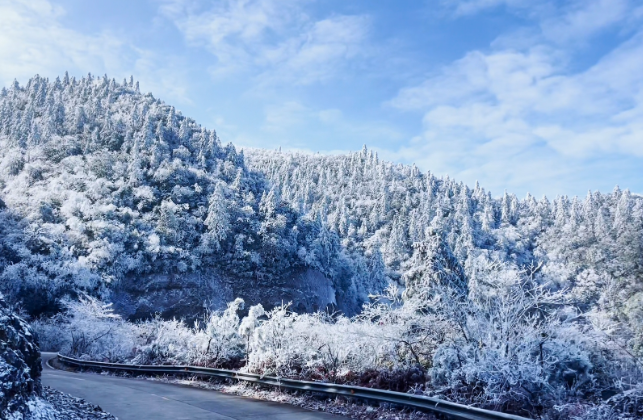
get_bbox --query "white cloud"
[157,0,370,85]
[0,0,126,86]
[257,15,370,85]
[540,0,633,45]
[388,3,643,195]
[0,0,193,107]
[389,47,559,111]
[391,33,643,153]
[446,0,639,46]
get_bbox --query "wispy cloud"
[441,0,537,17]
[444,0,638,43]
[391,32,643,157]
[0,0,194,107]
[132,50,194,105]
[540,0,633,44]
[388,0,643,195]
[0,0,126,85]
[157,0,371,85]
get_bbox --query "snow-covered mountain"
[1,74,642,338]
[0,75,377,318]
[246,148,642,297]
[244,145,643,351]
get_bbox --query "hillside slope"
[0,75,377,318]
[1,74,642,337]
[245,147,643,340]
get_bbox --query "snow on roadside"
[42,387,117,420]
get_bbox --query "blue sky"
[1,0,642,198]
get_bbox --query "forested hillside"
[246,148,643,345]
[0,75,377,318]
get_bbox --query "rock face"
[111,272,234,321]
[230,268,340,315]
[110,267,347,321]
[0,295,47,419]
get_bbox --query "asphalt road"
[41,353,346,420]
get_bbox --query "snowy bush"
[420,259,643,418]
[33,294,138,362]
[243,286,448,384]
[132,316,203,365]
[30,315,68,352]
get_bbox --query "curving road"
[41,353,347,420]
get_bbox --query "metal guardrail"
[57,353,531,420]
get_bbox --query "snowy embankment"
[0,294,56,419]
[42,387,116,420]
[1,294,115,420]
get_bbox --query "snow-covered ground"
[43,387,116,420]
